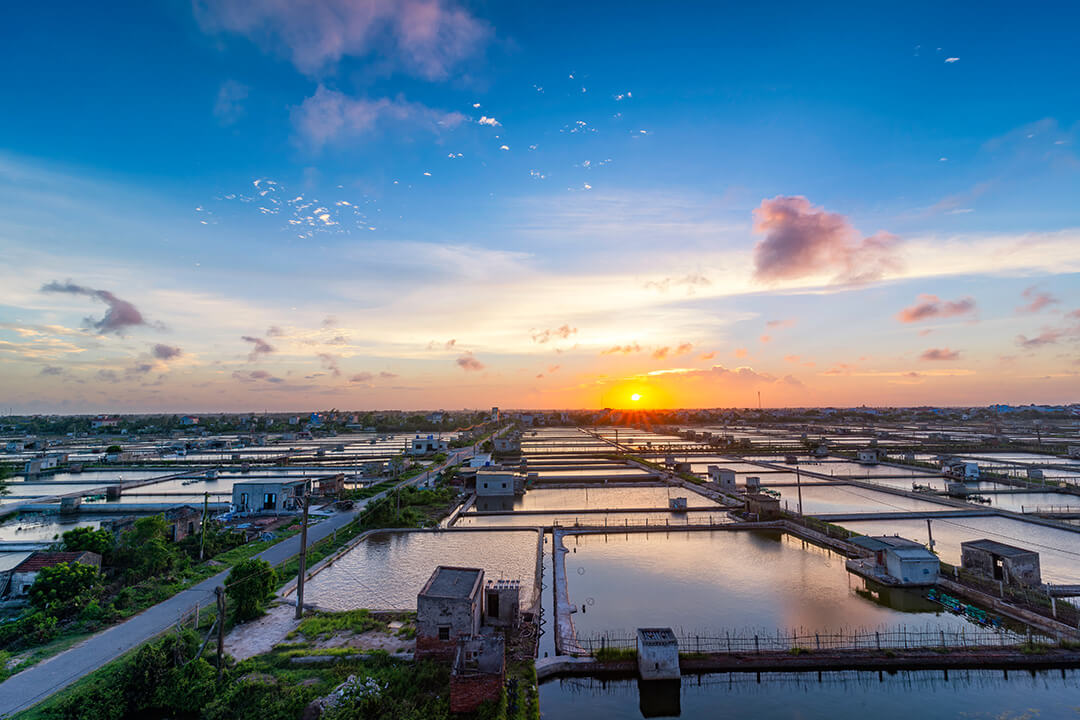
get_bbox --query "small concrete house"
[7,551,101,598]
[493,434,521,454]
[744,492,781,520]
[942,459,979,479]
[416,566,485,659]
[856,449,880,464]
[849,536,939,586]
[636,628,679,680]
[231,479,308,514]
[165,505,203,541]
[707,466,736,490]
[960,539,1041,587]
[475,469,518,497]
[409,435,449,455]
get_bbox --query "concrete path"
[0,448,470,718]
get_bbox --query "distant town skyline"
[1,1,1078,413]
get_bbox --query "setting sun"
[630,393,642,402]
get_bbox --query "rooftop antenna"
[757,391,762,410]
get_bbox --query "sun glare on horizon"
[630,393,642,402]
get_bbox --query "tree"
[116,515,179,580]
[29,561,102,618]
[226,558,276,622]
[105,445,122,455]
[0,463,13,497]
[61,526,115,562]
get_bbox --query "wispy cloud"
[920,347,961,361]
[241,335,275,361]
[896,294,976,323]
[292,86,465,150]
[213,80,248,125]
[1017,286,1059,314]
[531,325,577,344]
[194,0,489,79]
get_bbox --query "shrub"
[115,515,181,580]
[226,558,277,622]
[29,562,102,618]
[61,526,115,561]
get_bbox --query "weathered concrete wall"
[416,595,481,660]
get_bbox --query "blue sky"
[1,1,1078,412]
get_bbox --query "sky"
[1,0,1078,413]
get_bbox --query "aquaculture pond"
[560,531,1002,640]
[302,529,540,611]
[538,668,1080,720]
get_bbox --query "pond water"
[0,514,107,541]
[538,668,1080,720]
[770,484,955,516]
[561,531,994,639]
[837,515,1080,585]
[472,487,719,513]
[455,511,730,529]
[303,529,540,611]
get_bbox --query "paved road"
[0,447,472,717]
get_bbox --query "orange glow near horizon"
[630,393,642,402]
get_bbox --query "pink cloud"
[292,86,465,150]
[456,352,484,371]
[734,348,748,358]
[195,0,489,79]
[698,351,716,360]
[601,343,641,355]
[652,347,670,359]
[759,334,771,344]
[896,294,976,323]
[920,347,960,361]
[752,196,901,283]
[1017,286,1060,314]
[1016,329,1064,349]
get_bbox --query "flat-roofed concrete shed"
[416,566,485,659]
[961,539,1041,587]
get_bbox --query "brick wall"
[415,635,457,660]
[449,674,503,713]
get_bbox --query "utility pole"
[295,493,310,620]
[199,491,209,561]
[796,466,803,516]
[215,586,225,682]
[926,518,935,552]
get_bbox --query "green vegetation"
[0,517,294,680]
[28,563,102,619]
[226,558,277,622]
[59,527,114,561]
[0,462,13,496]
[19,632,456,720]
[593,646,637,662]
[291,609,388,640]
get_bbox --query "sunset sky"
[1,1,1078,413]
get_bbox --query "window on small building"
[501,483,506,488]
[438,626,450,641]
